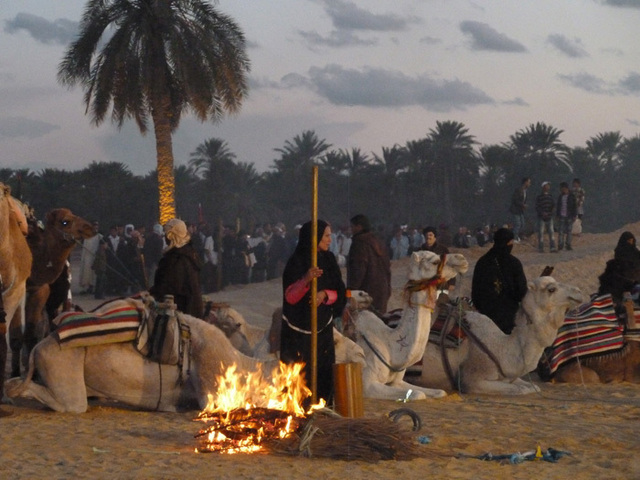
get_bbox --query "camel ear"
[412,251,421,263]
[527,280,536,291]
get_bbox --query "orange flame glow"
[195,362,324,454]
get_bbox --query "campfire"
[194,362,424,461]
[195,362,321,454]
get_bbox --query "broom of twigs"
[263,408,424,462]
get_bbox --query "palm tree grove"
[2,1,639,238]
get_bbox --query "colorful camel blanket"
[545,294,624,375]
[54,306,143,349]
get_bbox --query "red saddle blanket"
[54,306,143,348]
[545,294,624,375]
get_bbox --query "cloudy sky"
[2,0,640,175]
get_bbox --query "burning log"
[194,362,425,461]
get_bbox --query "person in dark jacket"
[509,177,531,242]
[535,181,557,253]
[556,181,577,251]
[280,220,346,404]
[347,214,392,313]
[471,228,528,334]
[150,218,204,319]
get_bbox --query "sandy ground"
[1,224,639,479]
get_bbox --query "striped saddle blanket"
[54,305,143,349]
[545,294,624,375]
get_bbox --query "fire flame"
[195,362,324,454]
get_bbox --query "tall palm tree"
[509,122,572,176]
[586,131,623,171]
[273,130,332,173]
[57,0,250,223]
[427,120,478,226]
[189,138,236,178]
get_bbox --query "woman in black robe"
[280,220,346,404]
[598,231,640,303]
[471,228,528,334]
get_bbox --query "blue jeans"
[513,214,525,240]
[537,218,556,252]
[557,217,573,249]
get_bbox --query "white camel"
[353,250,469,401]
[205,293,372,366]
[5,296,280,413]
[415,276,584,395]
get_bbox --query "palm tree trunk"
[153,110,176,224]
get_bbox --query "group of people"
[510,177,586,253]
[79,222,165,299]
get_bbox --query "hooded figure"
[280,220,346,404]
[598,231,640,303]
[150,219,203,318]
[471,228,528,334]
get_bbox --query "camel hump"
[8,196,28,235]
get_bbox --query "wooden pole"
[310,166,319,404]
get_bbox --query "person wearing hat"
[535,181,557,253]
[471,227,528,334]
[150,218,204,318]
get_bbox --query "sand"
[1,225,639,479]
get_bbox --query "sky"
[1,0,640,175]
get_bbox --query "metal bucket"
[333,362,364,417]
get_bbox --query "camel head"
[44,208,94,244]
[347,289,373,311]
[519,276,584,330]
[407,250,469,284]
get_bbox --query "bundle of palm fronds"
[264,408,424,462]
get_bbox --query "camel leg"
[363,379,428,401]
[18,339,89,413]
[0,330,6,400]
[463,377,540,395]
[9,328,22,378]
[389,378,447,398]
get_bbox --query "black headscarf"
[491,227,515,256]
[282,220,346,326]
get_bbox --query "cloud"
[557,72,611,94]
[298,64,494,111]
[599,0,640,8]
[0,116,60,139]
[4,13,77,45]
[419,36,442,45]
[459,21,527,52]
[503,97,529,106]
[547,34,589,58]
[298,29,378,48]
[318,0,420,32]
[618,71,640,94]
[559,70,640,96]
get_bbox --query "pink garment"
[285,277,337,305]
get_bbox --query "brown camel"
[0,183,32,400]
[9,208,94,377]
